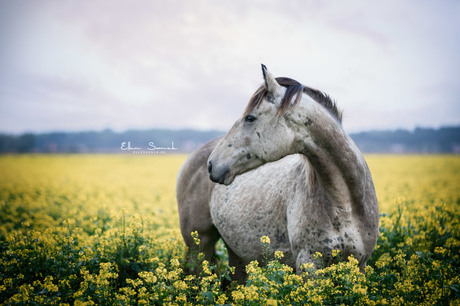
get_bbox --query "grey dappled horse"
[177,65,379,282]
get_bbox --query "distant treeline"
[351,126,460,153]
[0,129,223,154]
[0,126,459,154]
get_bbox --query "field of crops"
[0,154,459,305]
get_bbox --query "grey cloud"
[1,0,459,133]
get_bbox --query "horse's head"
[207,65,304,185]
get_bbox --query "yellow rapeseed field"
[0,154,459,305]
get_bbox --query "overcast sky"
[0,0,459,134]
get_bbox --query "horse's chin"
[209,170,236,186]
[222,172,236,186]
[216,172,236,186]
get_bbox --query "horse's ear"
[261,64,283,102]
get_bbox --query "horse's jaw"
[208,152,267,186]
[208,164,236,185]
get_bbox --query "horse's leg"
[226,242,249,283]
[184,225,221,274]
[178,171,221,274]
[177,137,223,274]
[294,248,315,275]
[179,190,221,274]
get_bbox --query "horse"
[176,65,379,281]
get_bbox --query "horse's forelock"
[243,85,266,116]
[243,77,342,124]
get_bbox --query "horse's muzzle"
[207,160,230,185]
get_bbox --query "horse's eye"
[244,115,257,123]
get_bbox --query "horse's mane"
[243,77,343,123]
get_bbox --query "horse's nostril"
[207,161,213,174]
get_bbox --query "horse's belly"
[210,156,303,264]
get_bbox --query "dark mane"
[243,77,343,123]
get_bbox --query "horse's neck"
[289,103,368,213]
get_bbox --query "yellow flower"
[266,298,278,306]
[260,236,271,244]
[173,280,188,291]
[170,258,180,268]
[201,260,212,275]
[2,154,459,305]
[216,294,227,304]
[434,246,447,255]
[352,285,367,295]
[313,252,323,259]
[309,294,323,304]
[246,261,260,275]
[43,276,59,293]
[191,231,200,246]
[300,262,315,271]
[232,290,245,303]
